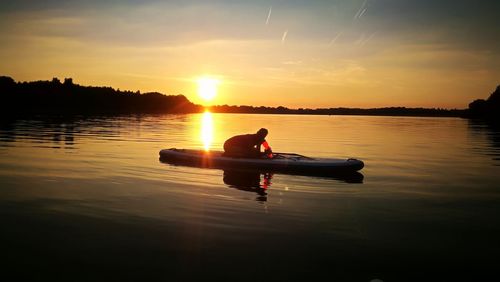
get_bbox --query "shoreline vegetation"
[1,76,498,120]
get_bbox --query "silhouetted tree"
[63,78,73,85]
[468,85,500,120]
[0,76,16,94]
[469,99,487,116]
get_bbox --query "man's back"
[223,128,270,158]
[224,134,261,150]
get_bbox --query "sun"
[197,77,219,102]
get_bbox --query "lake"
[1,113,499,281]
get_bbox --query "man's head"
[256,128,268,138]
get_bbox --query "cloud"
[281,30,288,43]
[353,0,368,19]
[1,2,279,47]
[265,6,272,25]
[365,0,500,51]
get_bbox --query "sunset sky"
[1,0,499,108]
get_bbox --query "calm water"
[1,113,499,281]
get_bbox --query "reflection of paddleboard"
[159,148,364,174]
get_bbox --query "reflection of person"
[223,128,273,158]
[223,170,261,189]
[222,169,273,202]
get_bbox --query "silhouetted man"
[223,128,273,158]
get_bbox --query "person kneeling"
[223,128,273,158]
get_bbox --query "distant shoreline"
[208,105,466,118]
[1,76,497,119]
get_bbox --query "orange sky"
[0,1,499,109]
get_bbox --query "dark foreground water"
[1,113,499,281]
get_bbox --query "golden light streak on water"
[201,110,214,151]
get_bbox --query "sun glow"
[197,77,219,102]
[201,111,214,151]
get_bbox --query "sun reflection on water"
[201,110,213,151]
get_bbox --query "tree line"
[0,76,201,115]
[209,105,466,117]
[1,76,498,119]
